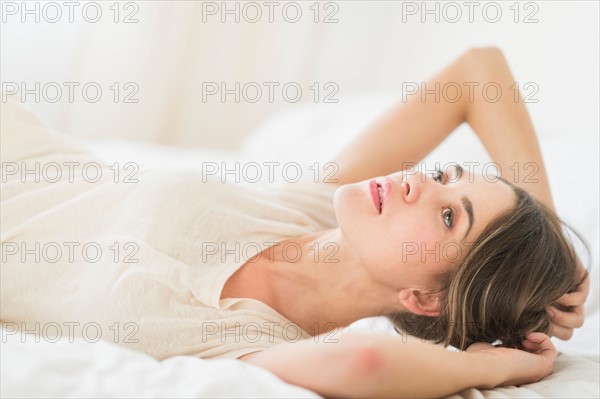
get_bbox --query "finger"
[555,273,590,307]
[524,332,556,360]
[521,339,541,352]
[555,289,587,307]
[554,266,590,307]
[548,305,585,329]
[524,332,545,343]
[548,323,574,341]
[521,341,546,356]
[580,271,591,289]
[576,263,589,280]
[576,269,591,290]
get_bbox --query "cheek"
[334,186,454,286]
[387,215,453,277]
[390,223,430,267]
[387,210,436,250]
[373,213,439,283]
[442,242,464,265]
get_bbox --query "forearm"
[343,332,499,398]
[463,48,554,210]
[333,51,468,185]
[334,48,555,211]
[243,331,499,399]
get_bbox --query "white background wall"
[1,0,598,150]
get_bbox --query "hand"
[466,332,557,388]
[547,263,590,340]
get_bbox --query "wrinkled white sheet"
[1,326,598,399]
[0,327,319,398]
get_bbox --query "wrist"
[464,350,505,390]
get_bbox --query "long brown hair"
[388,183,589,350]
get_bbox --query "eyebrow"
[452,164,474,240]
[461,196,474,241]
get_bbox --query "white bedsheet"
[0,327,319,399]
[1,325,598,399]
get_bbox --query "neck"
[263,228,402,335]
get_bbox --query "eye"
[443,208,454,229]
[433,168,445,183]
[433,169,453,229]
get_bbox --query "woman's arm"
[333,47,553,207]
[240,331,556,399]
[333,47,589,340]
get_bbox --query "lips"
[369,180,381,213]
[369,177,393,214]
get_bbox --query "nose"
[401,173,417,203]
[400,171,430,204]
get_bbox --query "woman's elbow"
[461,47,509,73]
[333,333,387,397]
[347,341,384,376]
[464,46,505,60]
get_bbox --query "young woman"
[0,47,590,398]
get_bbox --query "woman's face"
[333,165,516,294]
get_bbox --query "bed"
[1,95,598,398]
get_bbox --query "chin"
[333,182,371,239]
